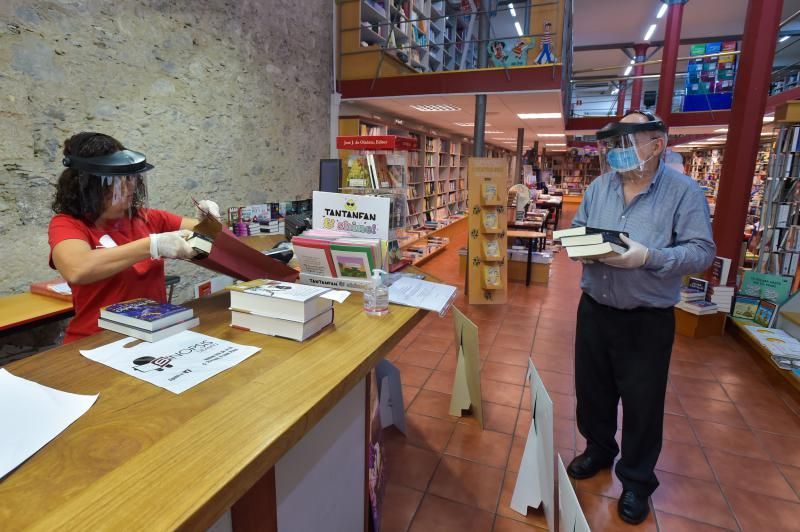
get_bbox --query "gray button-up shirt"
[572,162,716,310]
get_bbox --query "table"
[507,230,547,286]
[0,293,74,334]
[0,288,425,530]
[536,196,564,230]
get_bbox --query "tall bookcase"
[756,121,800,278]
[690,149,724,201]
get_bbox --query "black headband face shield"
[63,149,154,221]
[596,119,667,179]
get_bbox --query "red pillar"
[656,1,686,123]
[629,44,649,112]
[712,0,783,282]
[617,82,627,117]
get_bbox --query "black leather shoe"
[566,452,613,480]
[618,490,650,525]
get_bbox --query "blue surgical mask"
[607,147,641,172]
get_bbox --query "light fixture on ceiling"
[493,137,516,140]
[762,131,775,135]
[537,133,565,137]
[630,59,635,65]
[517,112,562,119]
[514,21,523,37]
[485,130,505,134]
[657,3,668,18]
[624,65,633,76]
[612,88,619,95]
[410,104,461,112]
[714,128,728,133]
[764,116,775,122]
[780,35,790,43]
[644,23,657,41]
[454,122,491,127]
[509,2,516,17]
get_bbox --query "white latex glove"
[195,199,221,221]
[599,234,649,269]
[150,230,196,260]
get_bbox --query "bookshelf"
[689,149,724,201]
[756,122,800,279]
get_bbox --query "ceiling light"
[624,65,633,76]
[537,133,565,137]
[485,130,505,134]
[762,131,775,135]
[493,137,516,140]
[612,88,619,95]
[630,59,635,65]
[764,116,775,122]
[644,24,657,41]
[780,35,790,43]
[517,112,562,119]
[509,2,516,17]
[657,3,668,18]
[714,128,728,133]
[410,104,461,112]
[514,21,523,37]
[546,143,566,146]
[454,122,491,127]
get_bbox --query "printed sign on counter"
[80,331,261,394]
[312,191,391,241]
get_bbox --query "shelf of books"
[689,148,724,206]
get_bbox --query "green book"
[329,244,376,279]
[740,271,792,305]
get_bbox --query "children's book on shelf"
[99,299,194,332]
[291,237,337,277]
[330,244,375,279]
[732,295,761,320]
[754,299,779,327]
[740,271,792,305]
[347,155,371,187]
[482,265,503,289]
[227,279,332,322]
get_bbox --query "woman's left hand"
[196,199,221,221]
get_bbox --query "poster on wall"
[312,191,391,241]
[488,38,533,67]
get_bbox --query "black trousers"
[574,293,675,497]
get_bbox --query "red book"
[30,278,72,302]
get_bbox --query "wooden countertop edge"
[26,305,425,532]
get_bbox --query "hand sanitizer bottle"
[364,269,389,316]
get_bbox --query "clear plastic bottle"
[364,269,389,316]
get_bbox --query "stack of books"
[553,227,628,260]
[228,280,334,341]
[259,219,286,235]
[98,299,199,342]
[676,299,719,315]
[680,277,708,302]
[709,285,735,313]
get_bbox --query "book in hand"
[709,256,732,286]
[559,231,629,248]
[553,226,629,242]
[98,316,200,342]
[227,279,332,322]
[566,242,626,260]
[230,308,334,341]
[185,232,213,258]
[100,299,194,331]
[676,300,719,315]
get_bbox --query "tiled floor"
[380,206,800,532]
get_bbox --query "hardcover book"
[554,226,629,243]
[227,279,332,323]
[100,299,194,331]
[230,307,334,342]
[566,242,626,260]
[330,244,376,279]
[754,300,779,328]
[732,295,761,320]
[98,316,200,342]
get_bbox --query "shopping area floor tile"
[382,204,800,532]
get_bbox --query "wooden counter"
[0,289,425,530]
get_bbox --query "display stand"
[467,158,509,305]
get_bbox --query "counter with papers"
[0,280,427,530]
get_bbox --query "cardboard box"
[774,100,800,123]
[675,308,727,338]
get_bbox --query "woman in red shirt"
[49,132,220,343]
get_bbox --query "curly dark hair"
[51,132,147,223]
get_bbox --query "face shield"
[596,116,667,180]
[63,149,154,222]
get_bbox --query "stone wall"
[0,0,332,307]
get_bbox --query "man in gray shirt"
[566,111,715,524]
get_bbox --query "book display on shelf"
[690,149,724,203]
[468,158,509,305]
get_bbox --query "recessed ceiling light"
[546,143,566,146]
[624,65,633,76]
[714,128,728,133]
[644,24,657,41]
[630,59,635,65]
[454,122,491,127]
[761,131,775,135]
[485,130,504,134]
[764,116,775,122]
[517,112,562,119]
[780,35,790,43]
[410,104,461,112]
[611,88,619,95]
[537,133,565,137]
[514,21,523,37]
[509,2,516,17]
[657,3,668,18]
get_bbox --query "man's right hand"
[150,230,196,260]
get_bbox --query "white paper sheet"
[320,290,351,303]
[80,331,261,394]
[0,369,98,480]
[387,277,457,315]
[48,282,72,295]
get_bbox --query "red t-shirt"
[48,209,183,344]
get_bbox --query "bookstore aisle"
[381,206,800,532]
